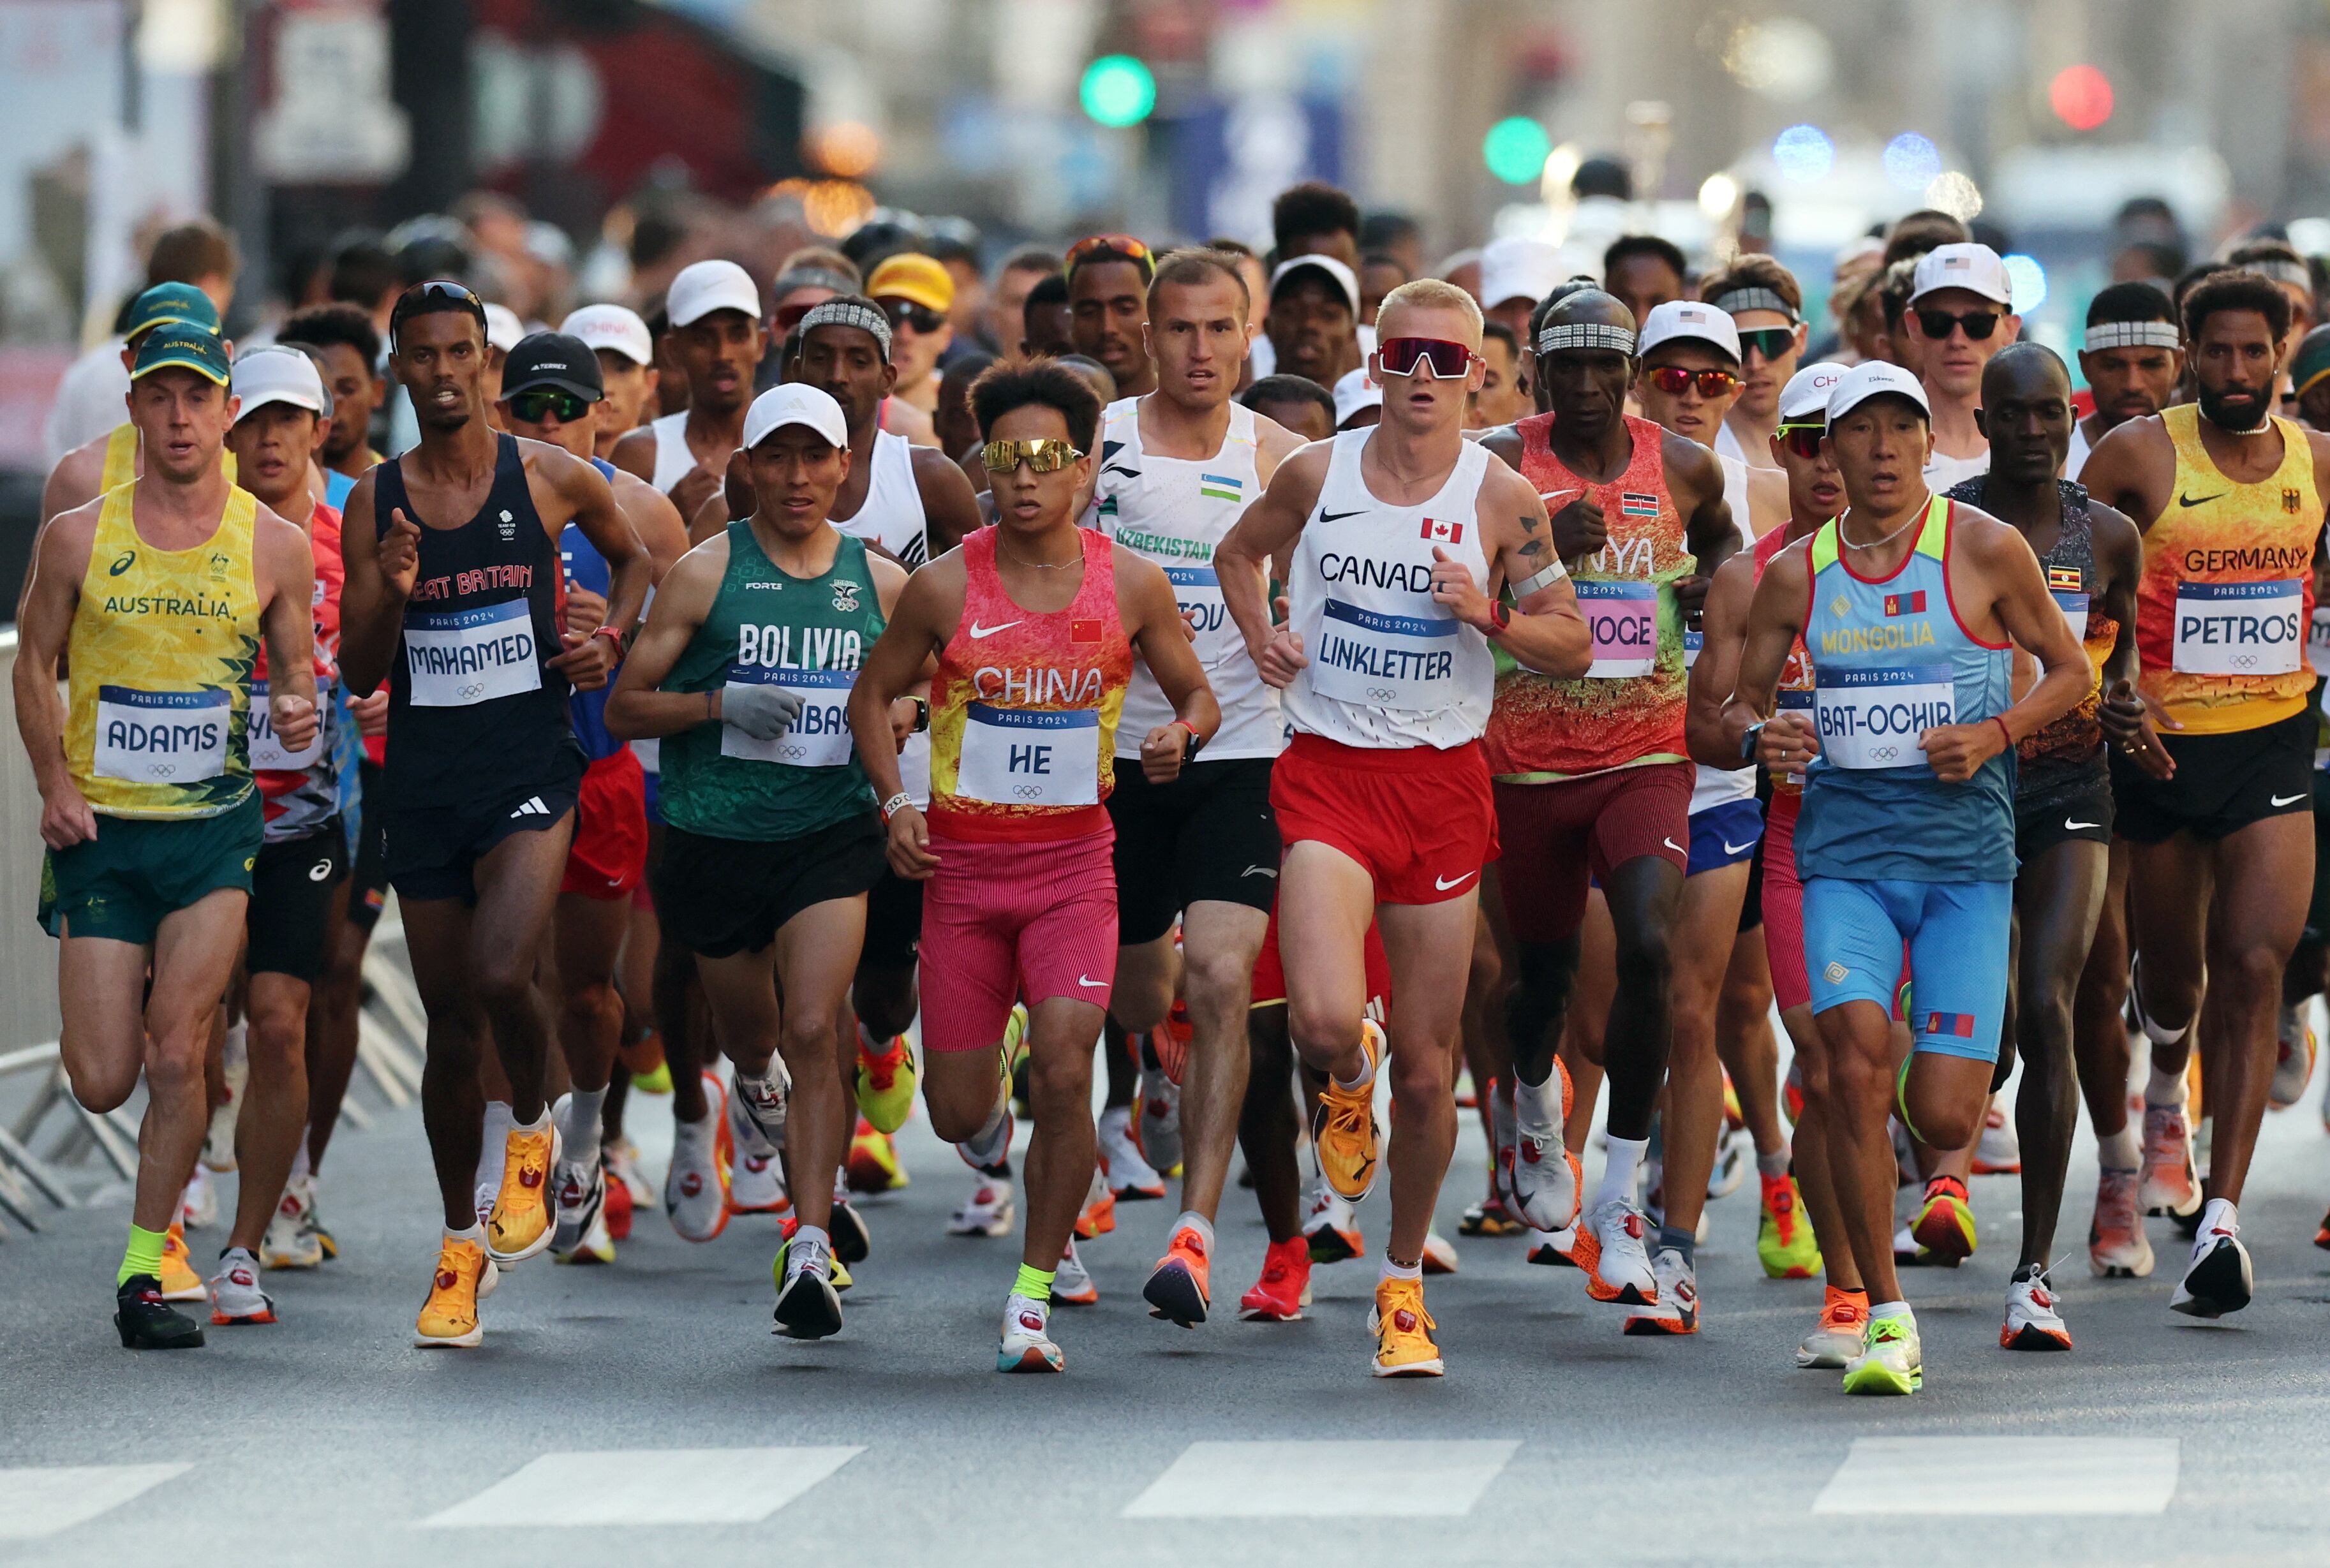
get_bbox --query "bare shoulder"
[1661,429,1724,494]
[885,399,939,448]
[1476,452,1542,512]
[1111,538,1173,588]
[2087,410,2172,468]
[2086,497,2142,560]
[1948,500,2040,568]
[42,494,104,566]
[863,546,909,595]
[1250,410,1309,477]
[609,424,658,480]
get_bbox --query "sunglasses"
[1377,337,1480,379]
[507,389,595,425]
[878,297,947,335]
[1915,308,2001,342]
[1739,327,1795,361]
[390,278,487,346]
[1646,365,1742,398]
[1776,421,1827,459]
[1065,233,1157,281]
[979,438,1085,475]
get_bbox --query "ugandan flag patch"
[2046,566,2083,591]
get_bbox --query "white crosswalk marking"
[419,1447,862,1528]
[1812,1437,2180,1515]
[0,1463,192,1540]
[1122,1440,1518,1518]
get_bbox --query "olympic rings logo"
[1868,745,1899,762]
[2231,653,2259,670]
[457,682,487,699]
[150,764,177,778]
[778,744,808,760]
[1013,784,1046,799]
[1367,686,1398,702]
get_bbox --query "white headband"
[1536,322,1638,356]
[2241,258,2313,292]
[2083,320,2181,352]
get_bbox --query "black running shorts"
[383,760,583,906]
[2109,708,2312,845]
[248,822,348,981]
[1106,755,1281,947]
[654,814,886,960]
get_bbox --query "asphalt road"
[4,1051,2329,1567]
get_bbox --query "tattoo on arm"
[1520,538,1544,557]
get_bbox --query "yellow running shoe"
[829,1256,854,1292]
[1369,1275,1444,1377]
[856,1035,919,1134]
[1841,1312,1922,1394]
[846,1116,909,1192]
[160,1224,206,1301]
[1311,1018,1384,1202]
[487,1119,560,1265]
[1756,1172,1823,1279]
[415,1235,487,1347]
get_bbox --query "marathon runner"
[1082,248,1308,1329]
[1687,362,1861,1363]
[1066,235,1160,401]
[1473,288,1739,1318]
[1900,242,2021,492]
[613,260,764,525]
[848,359,1219,1373]
[204,347,352,1326]
[560,304,660,462]
[1218,278,1591,1377]
[608,383,907,1340]
[13,322,319,1349]
[2070,283,2183,480]
[1723,360,2089,1393]
[493,331,688,1262]
[278,304,387,510]
[867,253,956,425]
[338,279,651,1349]
[1943,342,2147,1347]
[2079,268,2330,1318]
[1704,256,1809,471]
[40,284,231,529]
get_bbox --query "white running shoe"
[473,1178,496,1230]
[997,1292,1063,1372]
[1621,1246,1700,1336]
[2139,1102,2201,1217]
[2169,1205,2253,1319]
[1300,1182,1364,1263]
[1420,1230,1460,1275]
[555,1197,616,1265]
[2087,1167,2154,1278]
[180,1167,218,1231]
[729,1064,790,1156]
[207,1246,275,1326]
[1054,1239,1098,1304]
[1972,1098,2021,1174]
[1526,1223,1577,1267]
[1707,1127,1751,1200]
[729,1150,790,1215]
[771,1232,842,1340]
[1135,1063,1183,1174]
[477,1257,500,1299]
[2001,1264,2071,1350]
[1576,1199,1658,1305]
[551,1156,607,1257]
[948,1174,1016,1237]
[202,1095,239,1175]
[1504,1086,1581,1232]
[1488,1081,1519,1206]
[1097,1105,1165,1199]
[957,1099,1014,1172]
[261,1183,322,1270]
[1842,1313,1922,1394]
[2271,1004,2315,1109]
[664,1108,729,1243]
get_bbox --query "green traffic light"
[1081,55,1157,128]
[1483,116,1550,185]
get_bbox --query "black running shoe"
[115,1275,205,1349]
[829,1197,871,1264]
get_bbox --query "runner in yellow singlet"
[36,284,235,533]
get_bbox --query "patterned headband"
[798,300,892,360]
[1536,322,1638,356]
[1710,287,1799,323]
[2240,258,2313,292]
[2082,320,2181,351]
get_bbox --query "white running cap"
[1779,360,1850,421]
[1269,254,1360,316]
[1478,236,1566,311]
[561,303,655,366]
[1638,300,1742,362]
[742,382,848,451]
[1333,366,1381,427]
[1825,359,1931,424]
[1910,242,2013,307]
[666,258,762,328]
[483,302,525,353]
[231,344,328,420]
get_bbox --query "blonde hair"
[1377,277,1483,344]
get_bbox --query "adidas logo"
[508,796,549,818]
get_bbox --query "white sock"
[1513,1068,1562,1132]
[789,1224,831,1275]
[476,1101,514,1192]
[1596,1135,1649,1211]
[1173,1210,1215,1252]
[856,1020,887,1054]
[561,1088,606,1171]
[444,1222,484,1244]
[2097,1124,2140,1171]
[1379,1251,1421,1282]
[2198,1196,2237,1239]
[288,1139,312,1184]
[1869,1298,1911,1322]
[223,1018,248,1073]
[2145,1064,2188,1108]
[1333,1033,1377,1092]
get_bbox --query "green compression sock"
[1011,1262,1055,1304]
[119,1224,167,1286]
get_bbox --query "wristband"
[1512,559,1568,597]
[1172,718,1206,760]
[1989,715,2013,751]
[590,624,625,651]
[1487,599,1512,633]
[880,791,915,822]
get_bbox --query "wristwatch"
[910,694,930,734]
[1175,719,1206,761]
[1740,720,1767,763]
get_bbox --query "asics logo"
[308,860,333,882]
[1436,869,1477,890]
[968,619,1022,639]
[1078,974,1106,988]
[2272,792,2306,806]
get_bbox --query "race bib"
[720,665,856,769]
[1682,627,1703,669]
[249,679,329,771]
[2309,607,2330,677]
[1814,665,1955,770]
[1166,565,1236,666]
[2051,589,2089,644]
[404,600,543,707]
[1577,580,1657,677]
[1308,597,1460,710]
[94,686,230,783]
[2172,580,2302,676]
[956,703,1099,806]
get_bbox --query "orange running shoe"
[1074,1169,1117,1239]
[414,1234,487,1347]
[1911,1174,1977,1264]
[1311,1019,1383,1201]
[2315,1204,2330,1251]
[1143,1225,1212,1326]
[159,1224,207,1301]
[1795,1285,1868,1368]
[1369,1276,1444,1377]
[487,1117,560,1264]
[1302,1182,1363,1262]
[1240,1236,1313,1320]
[603,1173,634,1241]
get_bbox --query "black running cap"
[501,331,605,401]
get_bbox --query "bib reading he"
[957,703,1099,806]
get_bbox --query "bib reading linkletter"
[1577,579,1658,678]
[94,686,231,783]
[1307,598,1463,709]
[955,704,1102,806]
[403,600,544,706]
[2170,579,2302,677]
[1814,665,1955,770]
[720,666,856,769]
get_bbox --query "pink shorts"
[1762,792,1809,1012]
[921,824,1120,1053]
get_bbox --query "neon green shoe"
[1841,1313,1922,1395]
[632,1058,672,1096]
[854,1034,918,1134]
[1005,1003,1033,1121]
[1756,1172,1822,1279]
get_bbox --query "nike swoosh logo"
[1663,838,1686,855]
[2065,819,2100,830]
[1077,974,1107,988]
[967,620,1021,639]
[1317,508,1365,524]
[1722,838,1755,855]
[1243,864,1279,878]
[2271,792,2307,807]
[1435,870,1477,891]
[2178,491,2227,508]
